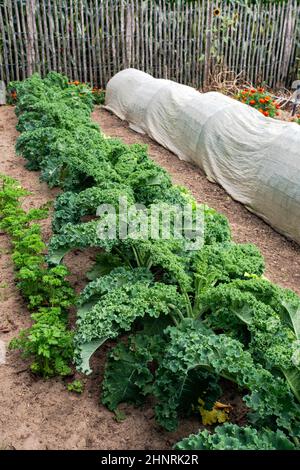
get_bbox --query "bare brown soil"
[0,104,299,450]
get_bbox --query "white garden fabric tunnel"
[105,68,300,245]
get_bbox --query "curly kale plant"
[175,423,296,450]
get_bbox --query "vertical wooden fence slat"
[274,2,286,88]
[178,0,183,83]
[13,0,25,80]
[104,0,111,81]
[280,0,295,87]
[58,0,69,79]
[48,0,57,72]
[41,1,50,72]
[80,0,86,83]
[74,0,82,82]
[7,0,19,80]
[90,0,97,86]
[32,0,40,75]
[95,0,102,86]
[19,0,28,76]
[144,0,149,74]
[138,0,147,70]
[114,1,120,76]
[120,0,125,70]
[204,0,212,89]
[149,0,153,76]
[100,0,106,84]
[26,0,36,77]
[69,0,76,80]
[111,0,117,77]
[53,0,61,73]
[36,1,45,77]
[0,5,10,82]
[125,0,132,69]
[254,2,264,83]
[85,0,93,86]
[4,0,14,80]
[183,2,188,83]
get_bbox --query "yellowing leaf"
[197,398,231,426]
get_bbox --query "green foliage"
[153,320,300,435]
[102,332,166,410]
[12,71,300,449]
[52,183,135,233]
[202,206,231,245]
[199,279,300,401]
[74,267,185,374]
[92,88,106,105]
[0,174,75,377]
[67,379,84,394]
[236,87,280,118]
[9,308,73,377]
[174,423,296,450]
[192,242,265,283]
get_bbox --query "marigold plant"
[92,87,106,105]
[236,87,280,118]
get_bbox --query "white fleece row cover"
[105,68,300,244]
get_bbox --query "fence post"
[26,0,36,76]
[204,0,212,90]
[126,1,133,68]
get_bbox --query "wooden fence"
[0,0,299,89]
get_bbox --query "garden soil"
[0,105,299,450]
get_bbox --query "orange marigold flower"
[249,100,255,105]
[275,103,280,109]
[263,111,269,117]
[250,89,256,93]
[264,96,271,101]
[259,98,265,104]
[259,109,264,114]
[258,87,265,92]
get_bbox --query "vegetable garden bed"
[0,74,300,450]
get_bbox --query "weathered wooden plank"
[110,0,117,76]
[85,0,93,85]
[105,0,111,81]
[35,0,45,76]
[13,0,26,80]
[4,0,14,80]
[26,0,36,76]
[95,0,102,86]
[58,0,67,78]
[204,0,212,88]
[7,0,19,80]
[144,0,149,73]
[48,0,57,72]
[265,3,276,87]
[53,0,61,73]
[0,5,10,82]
